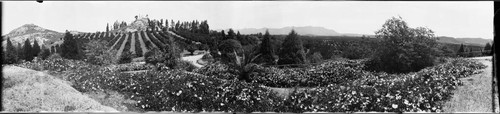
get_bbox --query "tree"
[83,40,117,65]
[38,45,51,60]
[106,23,110,32]
[23,39,33,61]
[118,50,134,64]
[367,16,438,73]
[458,44,465,57]
[175,20,181,31]
[236,31,242,40]
[468,47,474,57]
[199,44,209,51]
[165,19,169,30]
[257,30,277,65]
[277,30,307,65]
[186,44,197,55]
[170,20,175,31]
[60,31,82,60]
[219,39,242,63]
[16,42,24,61]
[220,30,226,39]
[484,42,492,53]
[308,52,323,63]
[227,29,236,40]
[32,39,41,58]
[3,37,18,64]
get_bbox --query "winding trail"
[181,53,206,68]
[442,56,498,112]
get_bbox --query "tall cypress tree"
[227,29,236,40]
[38,45,51,59]
[4,37,18,64]
[32,39,41,58]
[277,29,306,65]
[258,30,277,65]
[484,42,492,51]
[16,42,24,61]
[61,31,81,60]
[23,39,33,61]
[50,46,56,54]
[106,23,110,32]
[458,44,465,57]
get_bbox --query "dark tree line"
[3,37,51,64]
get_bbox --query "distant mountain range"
[224,26,492,46]
[436,36,493,46]
[2,24,492,50]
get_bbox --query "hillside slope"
[2,66,118,112]
[2,24,63,47]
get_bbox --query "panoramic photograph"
[1,1,496,112]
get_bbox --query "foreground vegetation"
[14,56,485,112]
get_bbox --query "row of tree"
[3,38,51,64]
[456,42,493,57]
[107,15,211,35]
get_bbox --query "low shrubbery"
[14,56,486,112]
[198,60,366,87]
[115,63,155,72]
[280,58,486,112]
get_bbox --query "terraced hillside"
[74,30,197,59]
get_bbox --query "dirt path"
[181,53,206,68]
[2,66,118,112]
[442,56,498,112]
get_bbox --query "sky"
[2,1,494,39]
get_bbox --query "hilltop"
[2,24,64,47]
[110,17,151,33]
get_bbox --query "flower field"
[15,57,486,112]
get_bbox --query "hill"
[2,65,117,112]
[110,17,150,33]
[2,24,64,47]
[230,26,341,36]
[437,36,493,46]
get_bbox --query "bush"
[118,51,134,64]
[368,17,438,73]
[251,60,365,87]
[175,60,198,72]
[83,40,118,65]
[280,58,486,112]
[308,52,323,63]
[194,62,239,80]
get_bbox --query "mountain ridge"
[2,24,64,47]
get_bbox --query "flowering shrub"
[194,62,239,80]
[115,63,155,72]
[14,57,486,112]
[251,60,366,87]
[16,57,93,73]
[281,58,486,112]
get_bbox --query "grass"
[83,90,143,112]
[441,59,495,112]
[2,66,118,112]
